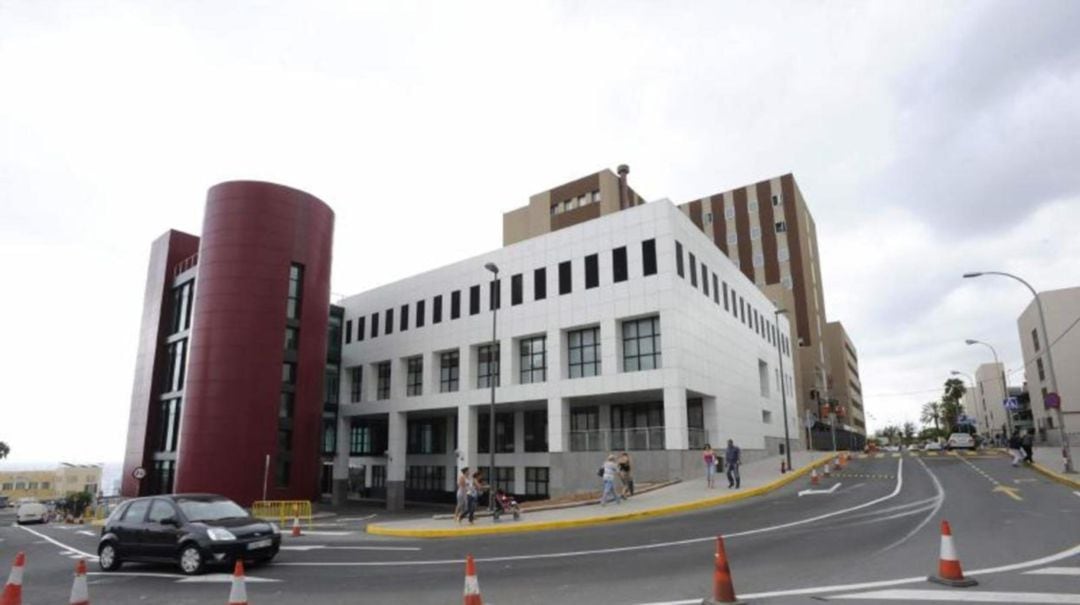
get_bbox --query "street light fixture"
[964,271,1073,472]
[965,339,1013,436]
[484,262,499,510]
[774,308,793,471]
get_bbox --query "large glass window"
[519,335,547,383]
[558,261,572,295]
[479,412,515,453]
[511,273,523,305]
[622,316,661,372]
[322,420,336,455]
[405,466,446,492]
[480,467,514,494]
[287,263,304,320]
[534,268,547,300]
[525,467,549,497]
[158,398,180,452]
[349,419,388,456]
[407,418,447,454]
[376,362,391,400]
[524,410,548,452]
[469,285,481,315]
[324,363,340,405]
[642,239,657,276]
[612,246,628,283]
[585,254,599,289]
[477,344,500,388]
[170,281,194,334]
[568,327,601,378]
[440,351,459,392]
[349,366,362,402]
[406,356,423,396]
[164,339,187,392]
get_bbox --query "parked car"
[946,432,975,450]
[923,441,943,451]
[15,501,49,524]
[97,494,280,575]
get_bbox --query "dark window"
[558,261,572,295]
[349,419,388,455]
[623,316,661,372]
[406,356,423,396]
[163,339,187,392]
[416,300,425,328]
[689,253,698,287]
[345,320,353,344]
[642,239,657,276]
[282,361,297,384]
[169,281,194,334]
[285,326,300,351]
[479,466,514,494]
[469,285,481,315]
[451,291,461,319]
[371,312,379,338]
[675,241,685,277]
[322,419,336,455]
[524,410,548,452]
[753,309,759,333]
[511,274,523,305]
[478,344,500,388]
[376,362,391,400]
[612,246,628,283]
[723,283,730,312]
[585,254,599,289]
[479,412,515,453]
[371,466,386,487]
[357,316,366,341]
[489,279,501,310]
[702,264,710,296]
[349,366,362,403]
[440,351,459,392]
[385,308,394,335]
[520,335,547,383]
[433,295,443,324]
[1032,328,1040,352]
[1037,357,1046,382]
[158,398,180,452]
[712,274,719,305]
[407,418,447,455]
[739,297,745,323]
[568,326,601,378]
[400,304,409,332]
[525,467,550,497]
[405,465,447,492]
[324,362,339,405]
[286,263,304,320]
[534,268,547,300]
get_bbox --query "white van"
[16,501,49,525]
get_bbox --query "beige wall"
[0,465,102,501]
[824,321,865,434]
[1017,286,1080,446]
[974,362,1008,438]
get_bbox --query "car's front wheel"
[98,542,122,572]
[178,544,206,575]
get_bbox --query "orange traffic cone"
[703,536,746,604]
[1,552,25,605]
[291,516,302,537]
[928,520,977,587]
[463,555,482,605]
[228,560,248,605]
[810,468,820,485]
[823,462,831,477]
[68,559,89,605]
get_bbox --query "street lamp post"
[964,271,1073,472]
[484,262,499,510]
[965,339,1012,436]
[774,308,793,472]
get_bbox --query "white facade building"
[333,201,798,508]
[973,362,1009,439]
[1017,286,1080,447]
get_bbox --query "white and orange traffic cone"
[703,536,746,604]
[228,560,248,605]
[810,468,820,486]
[463,554,482,605]
[291,516,302,537]
[1,552,25,605]
[68,559,90,605]
[823,462,831,478]
[928,520,977,587]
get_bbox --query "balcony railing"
[569,427,666,452]
[173,253,198,277]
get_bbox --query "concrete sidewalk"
[366,450,838,538]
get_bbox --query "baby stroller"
[492,489,521,522]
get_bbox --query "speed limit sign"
[132,467,147,480]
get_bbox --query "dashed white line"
[1025,567,1080,576]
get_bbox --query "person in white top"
[599,454,622,506]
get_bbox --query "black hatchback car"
[98,493,281,575]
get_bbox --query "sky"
[2,0,1078,467]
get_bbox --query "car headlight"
[206,527,237,541]
[268,523,281,535]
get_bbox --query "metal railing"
[569,427,667,452]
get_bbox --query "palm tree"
[902,421,917,445]
[920,401,941,436]
[0,441,9,459]
[940,378,967,432]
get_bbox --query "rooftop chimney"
[617,164,630,209]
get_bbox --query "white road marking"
[77,530,96,537]
[799,483,841,496]
[827,588,1080,602]
[280,545,421,552]
[16,525,98,560]
[337,515,377,522]
[88,572,188,579]
[877,457,944,554]
[279,460,906,567]
[1073,491,1080,499]
[176,573,280,583]
[1025,567,1080,576]
[632,542,1080,604]
[294,530,352,536]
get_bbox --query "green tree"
[940,378,967,431]
[902,421,917,445]
[920,401,942,434]
[0,441,9,459]
[879,425,901,445]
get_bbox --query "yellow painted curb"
[366,453,839,539]
[1029,462,1080,490]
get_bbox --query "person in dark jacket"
[1008,431,1023,467]
[725,439,741,489]
[1021,429,1035,464]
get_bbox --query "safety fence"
[250,500,312,526]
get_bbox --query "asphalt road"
[2,452,1078,604]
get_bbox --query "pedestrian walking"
[1008,431,1023,467]
[464,470,485,524]
[725,439,741,489]
[598,454,622,506]
[454,467,469,524]
[617,451,634,497]
[1022,429,1035,464]
[703,444,717,488]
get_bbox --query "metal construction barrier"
[250,500,312,526]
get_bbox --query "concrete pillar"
[386,411,407,511]
[703,395,718,448]
[547,397,569,452]
[547,327,563,382]
[457,403,478,469]
[331,415,350,506]
[663,386,689,450]
[600,317,618,376]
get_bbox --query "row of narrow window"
[344,239,659,345]
[674,240,791,357]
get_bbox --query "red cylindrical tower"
[175,181,334,504]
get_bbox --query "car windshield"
[175,498,248,522]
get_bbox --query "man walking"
[1021,429,1035,464]
[1008,431,1024,467]
[725,439,741,489]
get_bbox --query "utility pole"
[484,262,500,509]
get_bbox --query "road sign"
[1045,392,1062,409]
[132,467,147,480]
[1003,397,1020,411]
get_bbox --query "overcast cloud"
[2,0,1078,466]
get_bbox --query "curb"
[366,453,839,539]
[1028,461,1080,490]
